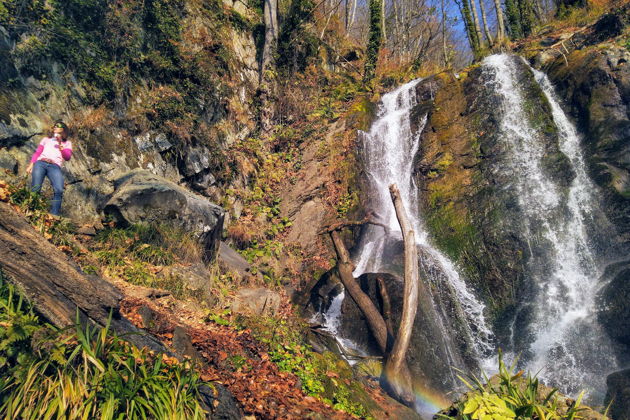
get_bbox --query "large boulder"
[606,368,630,420]
[598,261,630,349]
[104,170,225,262]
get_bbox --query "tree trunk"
[469,0,485,49]
[330,231,390,352]
[259,0,278,130]
[363,0,383,82]
[382,184,418,406]
[478,0,494,46]
[457,0,480,56]
[518,0,537,36]
[381,0,387,43]
[441,0,451,67]
[260,0,279,81]
[349,0,357,29]
[0,202,165,353]
[505,0,523,39]
[493,0,506,43]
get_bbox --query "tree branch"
[383,184,419,405]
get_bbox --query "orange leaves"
[120,296,354,419]
[0,181,10,202]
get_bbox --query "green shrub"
[0,273,41,371]
[9,186,77,249]
[438,352,588,420]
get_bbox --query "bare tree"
[441,0,451,67]
[494,0,506,43]
[382,184,419,405]
[478,0,494,46]
[260,0,279,80]
[385,0,443,67]
[325,183,420,405]
[469,0,485,48]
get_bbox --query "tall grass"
[0,273,207,419]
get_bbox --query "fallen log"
[0,201,164,352]
[383,184,419,405]
[326,183,418,407]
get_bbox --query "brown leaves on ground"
[0,181,10,202]
[120,298,355,420]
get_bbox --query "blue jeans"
[31,160,64,216]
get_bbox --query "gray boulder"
[231,288,281,316]
[606,368,630,420]
[218,241,256,282]
[104,170,225,262]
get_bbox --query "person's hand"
[26,162,33,174]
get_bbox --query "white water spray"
[482,54,618,398]
[351,79,494,360]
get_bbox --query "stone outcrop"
[0,0,260,225]
[606,368,630,420]
[231,287,282,316]
[411,56,569,342]
[104,170,225,262]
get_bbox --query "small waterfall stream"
[351,80,494,359]
[482,54,618,399]
[317,78,496,413]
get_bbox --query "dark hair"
[50,120,69,140]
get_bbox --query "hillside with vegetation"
[0,0,629,418]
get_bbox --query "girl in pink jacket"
[26,121,73,216]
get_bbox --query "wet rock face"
[411,56,572,343]
[543,45,630,242]
[598,262,630,351]
[104,170,225,262]
[605,368,630,420]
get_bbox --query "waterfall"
[482,54,618,399]
[350,79,494,370]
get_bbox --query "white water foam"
[482,54,618,398]
[351,79,494,360]
[320,290,367,364]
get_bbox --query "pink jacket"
[30,137,73,167]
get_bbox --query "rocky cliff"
[0,0,259,224]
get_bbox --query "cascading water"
[482,54,618,399]
[329,79,495,397]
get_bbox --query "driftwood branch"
[383,184,419,405]
[330,230,391,353]
[327,183,419,407]
[319,211,389,235]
